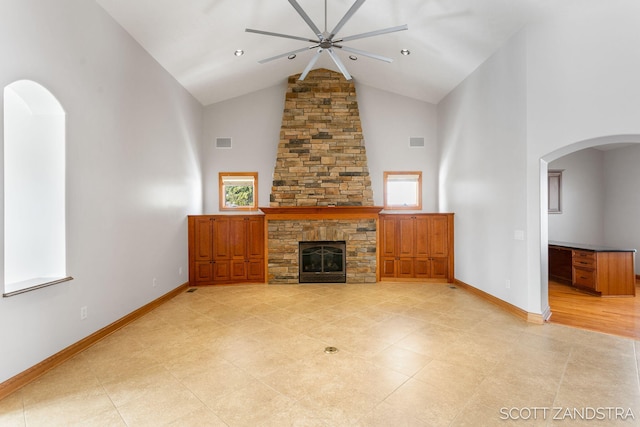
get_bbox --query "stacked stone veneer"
[268,218,377,284]
[270,68,374,207]
[267,69,377,284]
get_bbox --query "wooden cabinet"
[572,250,596,291]
[379,213,454,282]
[549,243,636,296]
[188,215,265,285]
[549,245,572,284]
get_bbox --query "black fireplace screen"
[299,241,346,283]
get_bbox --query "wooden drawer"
[573,266,596,290]
[572,250,596,269]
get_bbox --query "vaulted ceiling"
[96,0,549,106]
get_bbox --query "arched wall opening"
[3,80,69,296]
[539,134,640,316]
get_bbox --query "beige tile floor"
[1,282,639,426]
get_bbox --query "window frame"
[218,172,258,211]
[383,171,423,210]
[548,169,563,214]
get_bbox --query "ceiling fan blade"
[288,0,324,40]
[328,0,366,40]
[299,49,323,80]
[326,48,352,80]
[246,28,315,43]
[338,24,408,43]
[335,45,393,63]
[258,46,317,64]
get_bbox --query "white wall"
[202,81,438,212]
[0,0,203,383]
[525,0,640,314]
[548,149,605,245]
[439,1,640,316]
[603,145,640,274]
[356,84,438,211]
[202,83,286,213]
[438,31,529,310]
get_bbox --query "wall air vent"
[409,137,425,148]
[215,137,232,149]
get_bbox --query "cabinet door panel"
[397,258,414,278]
[414,258,430,278]
[212,260,230,281]
[414,216,430,257]
[380,258,396,277]
[194,261,213,283]
[193,217,213,261]
[428,216,449,257]
[246,217,264,258]
[380,216,397,257]
[230,259,247,280]
[213,217,230,259]
[398,217,415,257]
[229,217,247,259]
[430,257,449,279]
[247,259,264,281]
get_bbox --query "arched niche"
[4,80,69,295]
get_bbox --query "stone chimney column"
[270,69,374,207]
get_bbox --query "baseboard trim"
[380,278,444,283]
[454,279,545,325]
[0,282,189,401]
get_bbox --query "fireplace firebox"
[299,241,346,283]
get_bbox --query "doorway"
[540,135,640,337]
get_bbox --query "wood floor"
[548,279,640,340]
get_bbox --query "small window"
[548,170,563,214]
[383,171,422,210]
[219,172,258,211]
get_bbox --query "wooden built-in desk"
[549,241,636,297]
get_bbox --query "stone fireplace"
[263,69,380,284]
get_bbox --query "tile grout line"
[547,345,574,427]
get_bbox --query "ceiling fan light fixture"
[234,49,245,57]
[400,49,410,56]
[246,0,408,81]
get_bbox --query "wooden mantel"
[259,206,384,220]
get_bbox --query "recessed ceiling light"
[288,54,296,60]
[234,49,244,57]
[349,55,357,61]
[400,49,410,56]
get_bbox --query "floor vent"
[186,288,197,293]
[448,286,457,289]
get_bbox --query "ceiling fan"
[245,0,408,81]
